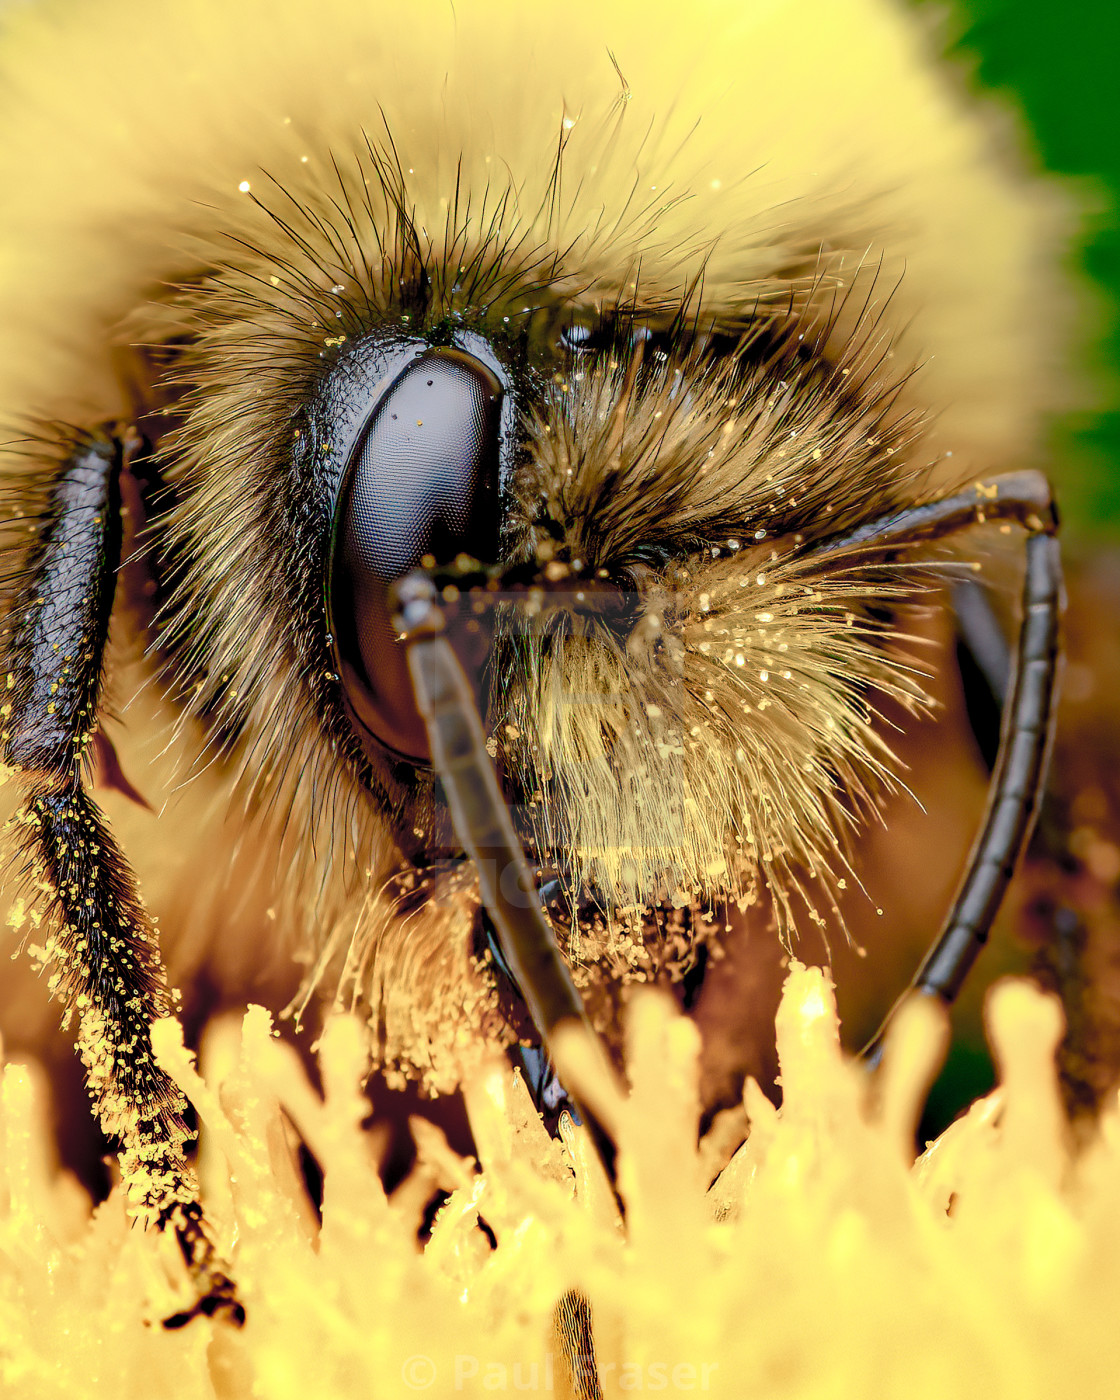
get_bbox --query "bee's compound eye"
[329,347,503,761]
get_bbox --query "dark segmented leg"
[1,429,241,1325]
[953,535,1094,1115]
[909,530,1061,1002]
[799,471,1062,1052]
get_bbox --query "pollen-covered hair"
[139,145,933,1072]
[497,306,933,931]
[0,0,1080,1083]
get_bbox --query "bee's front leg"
[1,427,242,1327]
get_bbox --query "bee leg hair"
[1,428,243,1326]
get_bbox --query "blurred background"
[931,0,1120,542]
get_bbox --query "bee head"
[157,151,939,950]
[310,299,932,952]
[0,0,1072,1099]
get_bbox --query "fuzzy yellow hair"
[0,0,1071,443]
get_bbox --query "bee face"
[0,0,1073,1109]
[162,156,923,908]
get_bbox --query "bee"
[0,0,1070,1320]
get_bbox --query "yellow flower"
[0,966,1116,1399]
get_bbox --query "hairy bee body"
[0,0,1074,1124]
